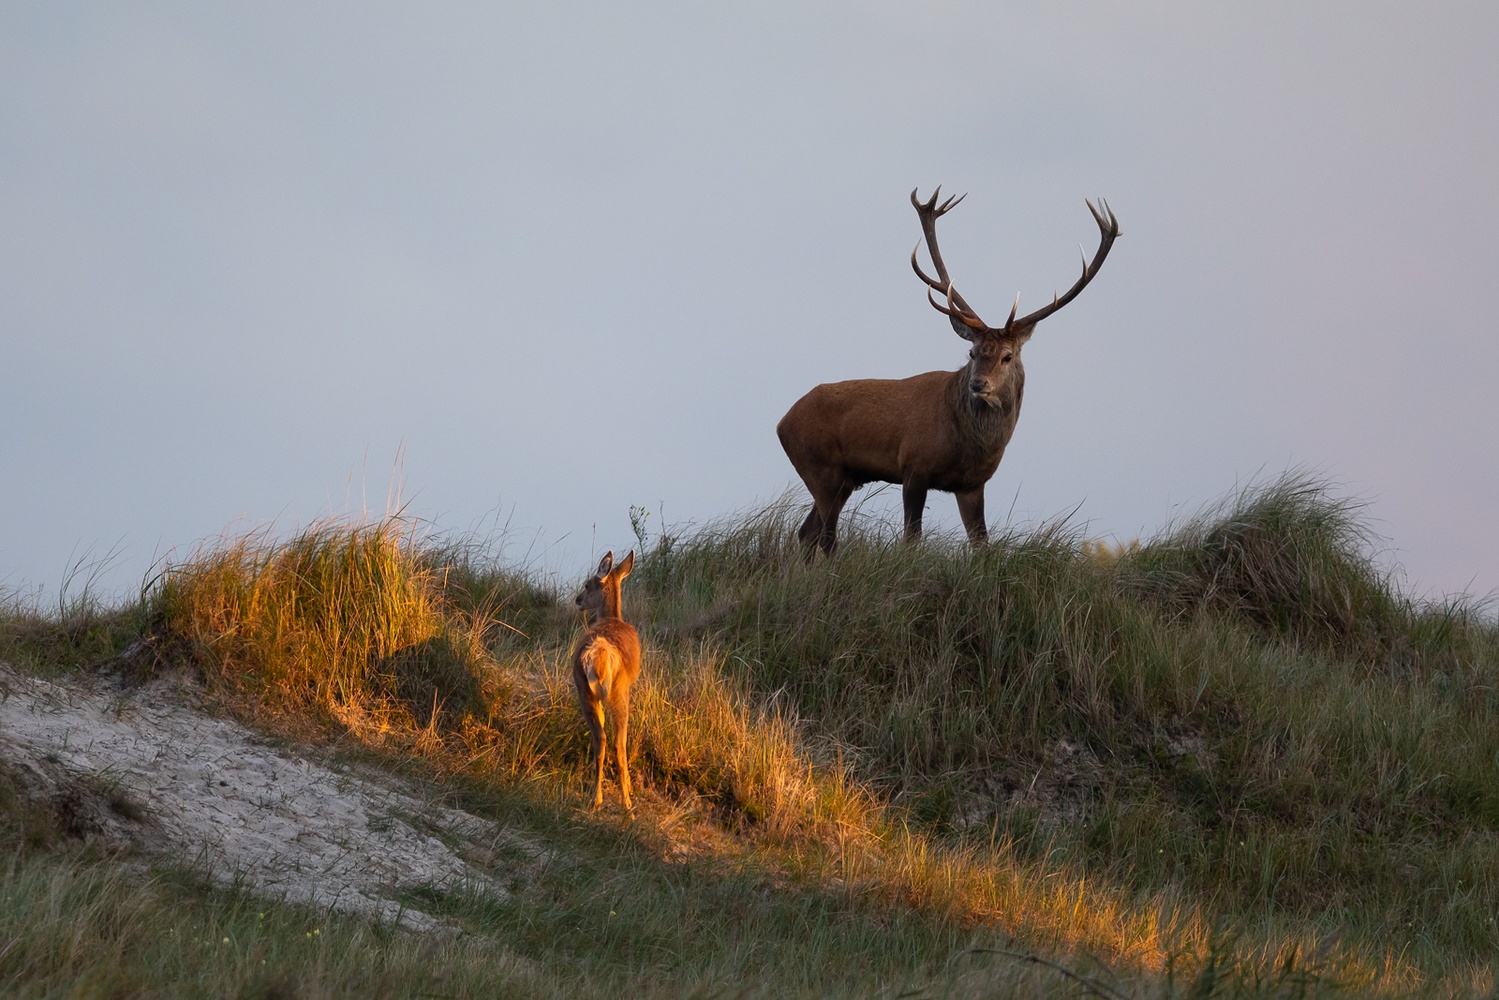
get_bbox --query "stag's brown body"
[570,550,641,811]
[778,368,1022,540]
[778,188,1118,555]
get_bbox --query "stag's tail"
[579,638,621,701]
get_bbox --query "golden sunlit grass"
[5,475,1498,997]
[151,517,500,735]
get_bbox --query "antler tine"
[1086,197,1106,230]
[1086,197,1121,238]
[910,185,967,214]
[1002,292,1021,332]
[947,284,987,330]
[926,285,986,330]
[910,242,945,291]
[936,191,967,215]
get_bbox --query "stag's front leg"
[902,481,929,542]
[956,487,988,545]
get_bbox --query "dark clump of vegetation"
[0,572,149,679]
[1123,478,1479,669]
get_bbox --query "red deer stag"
[777,188,1120,555]
[571,550,641,811]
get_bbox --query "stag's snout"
[968,373,1011,406]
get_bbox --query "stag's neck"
[599,589,623,622]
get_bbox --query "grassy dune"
[2,475,1496,997]
[631,480,1499,957]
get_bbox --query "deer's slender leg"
[610,688,633,812]
[818,481,855,555]
[796,507,824,555]
[955,487,989,544]
[902,481,929,542]
[795,469,845,558]
[580,695,607,809]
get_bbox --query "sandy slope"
[0,663,535,930]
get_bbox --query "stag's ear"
[949,313,980,341]
[595,551,615,577]
[613,550,635,580]
[1008,324,1035,347]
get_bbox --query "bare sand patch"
[0,663,534,930]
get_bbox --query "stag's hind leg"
[790,463,855,558]
[796,507,824,554]
[811,480,855,556]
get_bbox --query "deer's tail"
[579,638,620,701]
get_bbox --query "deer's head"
[910,188,1119,407]
[575,549,635,622]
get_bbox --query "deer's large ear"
[613,550,635,580]
[949,313,980,341]
[595,551,615,577]
[1009,323,1034,347]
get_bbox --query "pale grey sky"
[3,3,1496,600]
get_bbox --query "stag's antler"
[910,187,988,331]
[1008,198,1120,331]
[910,190,1122,335]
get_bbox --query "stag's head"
[910,188,1119,406]
[957,326,1027,405]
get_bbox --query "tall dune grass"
[150,517,505,734]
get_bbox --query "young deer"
[570,550,641,811]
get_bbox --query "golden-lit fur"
[570,550,641,810]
